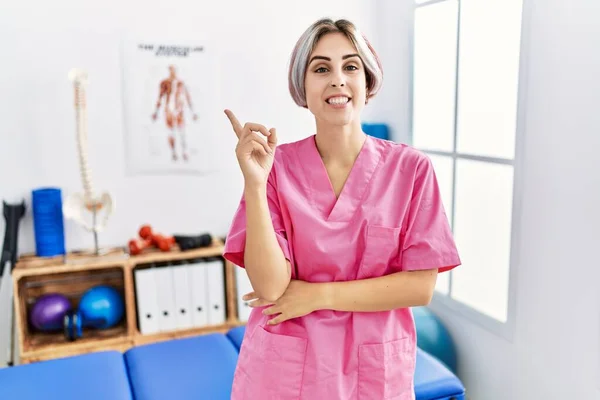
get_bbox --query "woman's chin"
[318,111,355,127]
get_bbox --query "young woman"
[223,18,461,400]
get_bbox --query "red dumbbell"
[128,238,153,255]
[154,234,176,252]
[138,225,175,252]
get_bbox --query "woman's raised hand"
[224,109,277,188]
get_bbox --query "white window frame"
[408,0,532,341]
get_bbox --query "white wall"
[369,0,414,145]
[0,0,388,255]
[428,0,600,399]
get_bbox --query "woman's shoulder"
[371,136,432,168]
[276,135,314,152]
[268,135,314,183]
[272,135,314,164]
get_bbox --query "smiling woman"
[222,17,461,400]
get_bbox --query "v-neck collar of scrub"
[299,134,382,223]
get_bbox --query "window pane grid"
[415,0,453,7]
[412,0,522,323]
[422,150,515,166]
[412,0,459,152]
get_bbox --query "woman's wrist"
[315,282,334,311]
[244,182,267,197]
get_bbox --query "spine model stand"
[63,69,115,255]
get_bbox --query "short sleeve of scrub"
[399,156,461,273]
[223,168,291,268]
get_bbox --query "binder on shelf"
[134,266,160,335]
[205,257,226,325]
[171,261,194,330]
[188,258,209,328]
[154,262,178,332]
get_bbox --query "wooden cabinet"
[12,240,244,364]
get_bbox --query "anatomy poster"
[122,38,220,175]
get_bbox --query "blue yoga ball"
[78,285,125,329]
[413,306,458,373]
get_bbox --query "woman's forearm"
[243,184,291,302]
[319,269,438,312]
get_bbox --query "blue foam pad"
[414,348,465,400]
[362,123,390,140]
[226,325,246,350]
[124,333,239,400]
[0,351,132,400]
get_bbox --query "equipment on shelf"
[28,285,124,342]
[62,69,115,256]
[0,200,26,277]
[63,285,125,341]
[30,293,72,331]
[128,225,175,255]
[127,225,213,255]
[31,188,66,257]
[0,200,26,367]
[173,233,213,251]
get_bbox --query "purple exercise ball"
[30,293,72,331]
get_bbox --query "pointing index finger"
[224,109,243,138]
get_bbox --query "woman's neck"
[314,120,366,167]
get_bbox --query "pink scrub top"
[223,134,461,399]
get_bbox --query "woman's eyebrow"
[308,54,360,64]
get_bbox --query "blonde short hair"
[288,18,383,107]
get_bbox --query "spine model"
[70,69,96,207]
[64,69,115,254]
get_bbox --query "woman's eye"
[314,65,358,73]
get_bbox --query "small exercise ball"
[30,293,72,331]
[78,285,124,329]
[413,306,458,373]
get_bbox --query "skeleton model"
[63,69,115,255]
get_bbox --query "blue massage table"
[0,326,465,400]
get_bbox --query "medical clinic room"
[0,0,598,399]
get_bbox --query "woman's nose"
[330,71,346,87]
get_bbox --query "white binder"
[188,260,209,328]
[235,266,253,322]
[134,267,160,334]
[172,263,194,330]
[154,265,178,332]
[205,259,226,325]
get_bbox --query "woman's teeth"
[327,97,350,105]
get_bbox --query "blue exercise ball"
[78,285,124,329]
[413,306,458,373]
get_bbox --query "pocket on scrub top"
[357,225,401,279]
[358,337,416,400]
[231,326,307,399]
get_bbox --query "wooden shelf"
[27,322,128,350]
[13,240,245,365]
[21,326,131,362]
